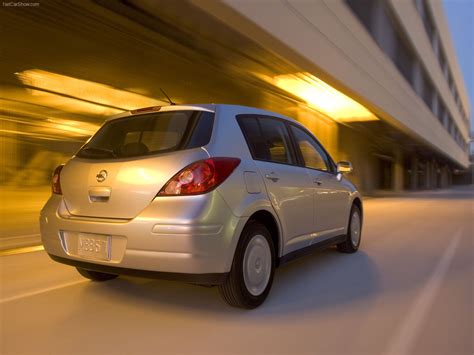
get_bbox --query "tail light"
[52,164,64,195]
[158,157,241,196]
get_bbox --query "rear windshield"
[76,110,214,159]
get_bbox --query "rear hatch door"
[60,109,213,219]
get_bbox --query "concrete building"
[194,0,471,193]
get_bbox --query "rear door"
[289,124,350,238]
[61,110,214,219]
[238,115,314,254]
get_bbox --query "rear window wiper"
[80,146,117,157]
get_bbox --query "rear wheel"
[218,221,275,309]
[76,267,118,281]
[337,204,362,253]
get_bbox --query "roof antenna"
[160,88,176,105]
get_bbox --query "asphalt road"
[1,187,473,355]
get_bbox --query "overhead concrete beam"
[193,0,469,168]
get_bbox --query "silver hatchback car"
[41,104,363,308]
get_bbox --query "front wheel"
[76,267,118,281]
[218,221,275,309]
[337,204,362,253]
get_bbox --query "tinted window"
[186,112,214,148]
[290,125,330,171]
[77,110,213,159]
[238,116,294,165]
[259,118,294,164]
[238,117,268,159]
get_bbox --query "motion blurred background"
[0,0,472,249]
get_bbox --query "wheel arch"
[246,209,281,258]
[352,196,363,221]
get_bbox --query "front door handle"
[265,174,280,182]
[313,178,322,185]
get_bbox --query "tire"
[76,267,118,281]
[218,221,275,309]
[337,204,362,253]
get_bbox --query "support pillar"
[434,161,440,188]
[425,160,432,189]
[440,165,449,188]
[393,148,404,192]
[410,155,418,190]
[431,159,437,189]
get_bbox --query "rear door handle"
[313,178,322,185]
[89,187,111,202]
[265,174,280,182]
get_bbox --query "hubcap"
[243,234,271,296]
[350,210,361,247]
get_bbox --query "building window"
[394,36,414,84]
[347,0,466,150]
[421,74,433,108]
[414,0,465,128]
[438,103,445,125]
[345,0,375,32]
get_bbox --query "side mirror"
[336,161,353,174]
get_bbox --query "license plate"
[78,233,111,261]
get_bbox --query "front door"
[289,124,349,239]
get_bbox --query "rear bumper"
[49,254,228,285]
[40,191,246,276]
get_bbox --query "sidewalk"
[0,186,50,250]
[362,184,473,199]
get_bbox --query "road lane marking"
[0,280,87,304]
[383,227,463,355]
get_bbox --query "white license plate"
[78,233,111,261]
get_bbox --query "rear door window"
[77,110,213,159]
[237,115,295,165]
